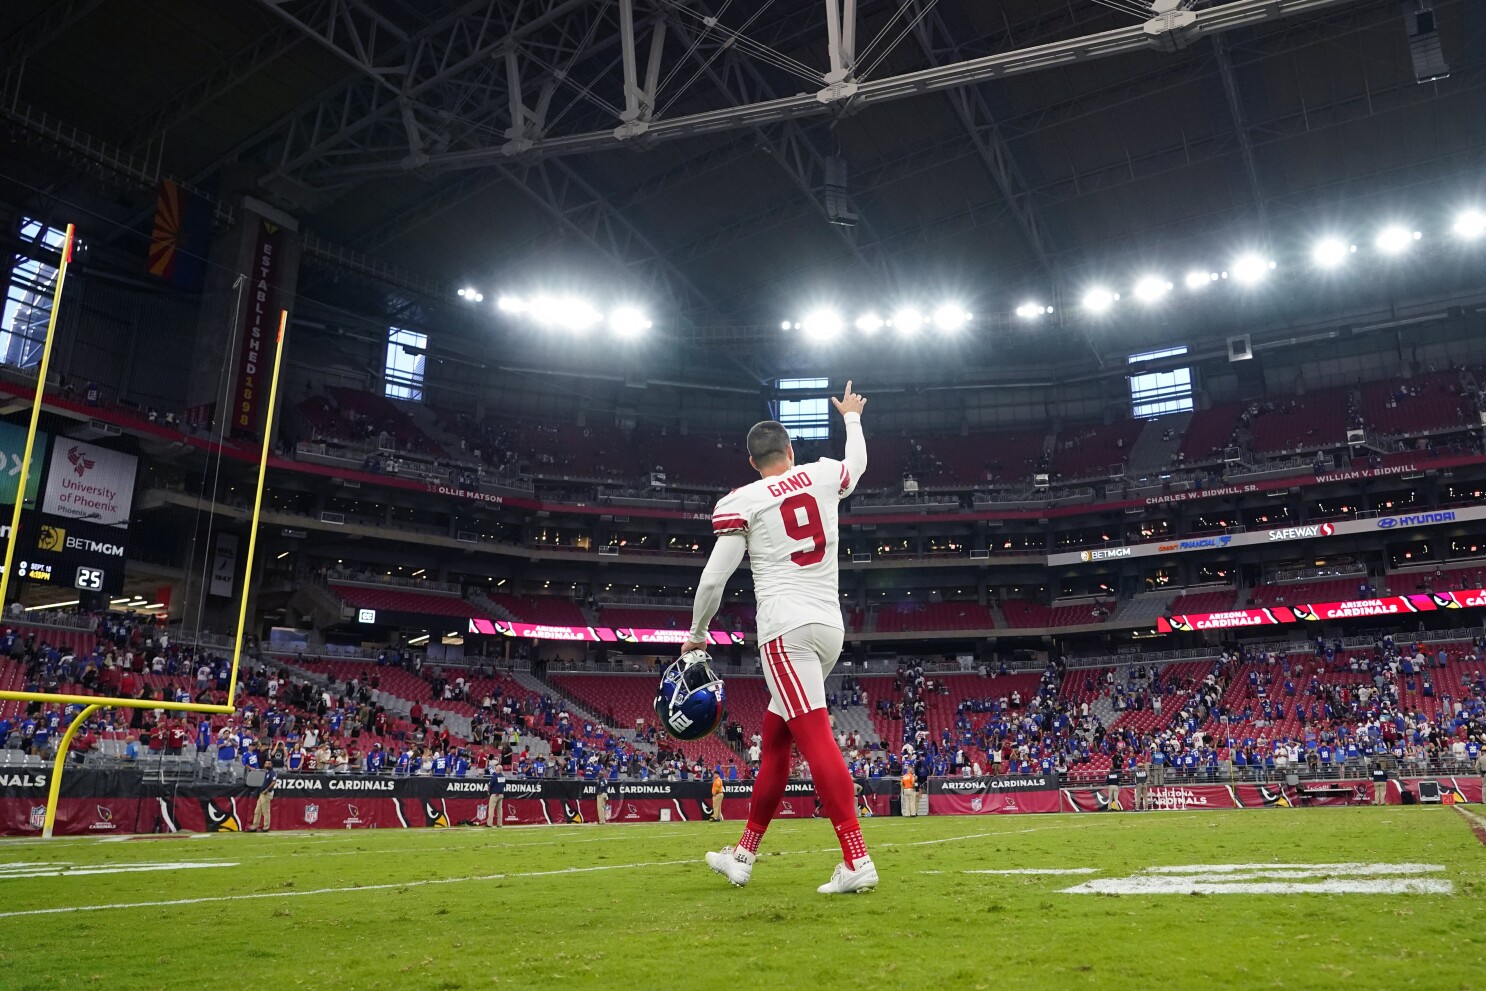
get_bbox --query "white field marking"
[1144,862,1444,875]
[0,858,698,919]
[1063,863,1453,896]
[0,861,237,880]
[1455,804,1486,836]
[962,868,1099,875]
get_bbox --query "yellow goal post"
[0,223,289,836]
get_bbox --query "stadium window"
[1129,367,1194,419]
[1127,345,1188,364]
[384,327,427,402]
[774,378,831,440]
[1,218,68,370]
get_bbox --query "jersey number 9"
[779,493,827,566]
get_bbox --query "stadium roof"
[2,0,1479,369]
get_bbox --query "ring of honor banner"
[469,617,745,645]
[210,533,239,597]
[231,216,283,439]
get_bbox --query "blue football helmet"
[655,651,726,740]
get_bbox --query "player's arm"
[832,379,867,498]
[681,532,747,654]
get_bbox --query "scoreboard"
[16,516,128,593]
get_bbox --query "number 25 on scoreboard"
[74,566,104,591]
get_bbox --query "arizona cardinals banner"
[0,772,1472,835]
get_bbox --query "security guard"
[900,767,917,817]
[710,772,726,822]
[486,763,506,827]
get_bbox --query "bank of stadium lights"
[1082,287,1118,314]
[1375,225,1422,255]
[1133,276,1173,304]
[1454,210,1486,240]
[496,294,650,337]
[457,286,484,302]
[783,302,972,341]
[1230,253,1276,285]
[1016,302,1054,319]
[1312,238,1356,269]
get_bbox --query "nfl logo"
[476,803,487,821]
[970,797,983,812]
[28,806,45,830]
[304,804,319,825]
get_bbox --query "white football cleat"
[817,856,878,894]
[706,845,755,887]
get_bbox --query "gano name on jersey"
[712,457,857,644]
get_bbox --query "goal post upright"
[0,222,73,612]
[0,229,291,833]
[226,310,288,707]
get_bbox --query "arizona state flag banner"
[147,179,211,291]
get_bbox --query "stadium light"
[1133,277,1173,303]
[855,312,884,334]
[1015,302,1050,319]
[497,295,526,313]
[529,295,602,331]
[1454,210,1486,240]
[1184,270,1216,290]
[609,307,651,338]
[1375,226,1420,254]
[932,304,970,332]
[1081,288,1117,314]
[1311,238,1354,269]
[1231,254,1274,284]
[780,320,792,331]
[891,307,925,335]
[801,309,843,342]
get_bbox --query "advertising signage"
[1157,588,1486,633]
[467,618,745,645]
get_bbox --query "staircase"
[290,581,347,629]
[1112,588,1181,626]
[511,669,656,753]
[825,677,882,745]
[1127,412,1192,476]
[469,593,518,623]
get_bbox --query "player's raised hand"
[831,380,866,417]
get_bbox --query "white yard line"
[0,858,699,919]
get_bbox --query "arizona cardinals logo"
[67,445,96,477]
[1292,605,1320,622]
[423,800,449,828]
[616,629,639,643]
[95,805,113,823]
[1168,616,1194,632]
[1096,788,1124,812]
[203,800,241,831]
[1257,785,1291,808]
[563,802,584,824]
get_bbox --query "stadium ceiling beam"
[250,0,718,322]
[0,0,107,99]
[1211,33,1268,231]
[660,10,899,287]
[906,1,1058,285]
[126,22,312,151]
[491,159,728,326]
[693,58,1477,307]
[301,0,1368,180]
[245,0,600,190]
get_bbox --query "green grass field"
[1,807,1483,991]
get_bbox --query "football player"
[682,380,876,894]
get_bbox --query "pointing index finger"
[844,380,853,399]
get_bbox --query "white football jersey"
[712,456,858,645]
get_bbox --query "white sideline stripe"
[0,859,698,919]
[0,861,237,880]
[1455,805,1486,835]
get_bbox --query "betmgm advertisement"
[0,424,138,595]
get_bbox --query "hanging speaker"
[1228,335,1252,361]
